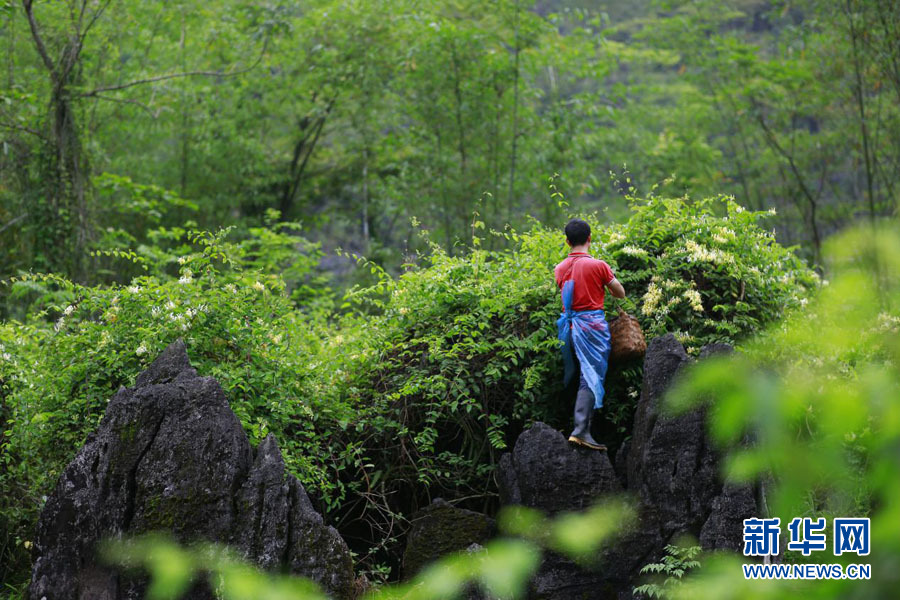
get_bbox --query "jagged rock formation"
[494,334,757,599]
[401,498,496,577]
[497,423,623,599]
[498,422,621,512]
[624,336,754,553]
[28,340,355,600]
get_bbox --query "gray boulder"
[28,340,355,600]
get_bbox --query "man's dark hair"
[565,218,591,246]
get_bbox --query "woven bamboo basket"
[609,308,647,361]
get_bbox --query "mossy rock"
[401,498,496,578]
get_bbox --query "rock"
[498,422,621,515]
[496,422,621,600]
[29,340,355,600]
[402,498,496,578]
[495,335,757,598]
[625,334,692,492]
[699,483,757,551]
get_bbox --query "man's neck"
[569,244,590,254]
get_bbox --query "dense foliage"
[3,0,898,291]
[0,195,814,586]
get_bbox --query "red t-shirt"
[554,252,616,311]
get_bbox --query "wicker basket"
[609,308,647,361]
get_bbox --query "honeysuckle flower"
[253,281,266,292]
[642,283,662,316]
[621,245,649,257]
[684,289,703,312]
[136,343,148,356]
[63,305,75,316]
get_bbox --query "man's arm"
[606,278,626,299]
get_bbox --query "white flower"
[136,343,148,356]
[225,284,237,294]
[151,306,161,316]
[253,281,266,292]
[641,283,663,316]
[684,289,703,312]
[127,285,140,294]
[621,245,649,258]
[684,240,734,264]
[178,274,192,285]
[178,256,188,265]
[63,305,75,316]
[165,301,176,311]
[54,317,65,332]
[1,353,11,361]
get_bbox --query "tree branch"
[22,0,57,77]
[89,93,165,118]
[0,212,29,235]
[80,0,115,46]
[79,35,269,98]
[0,119,47,140]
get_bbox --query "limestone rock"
[498,422,621,515]
[29,340,354,600]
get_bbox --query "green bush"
[0,195,815,584]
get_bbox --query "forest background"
[2,0,899,597]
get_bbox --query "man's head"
[564,218,591,247]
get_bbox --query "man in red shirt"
[554,218,626,451]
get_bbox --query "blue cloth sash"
[557,279,611,409]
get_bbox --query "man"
[554,218,626,451]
